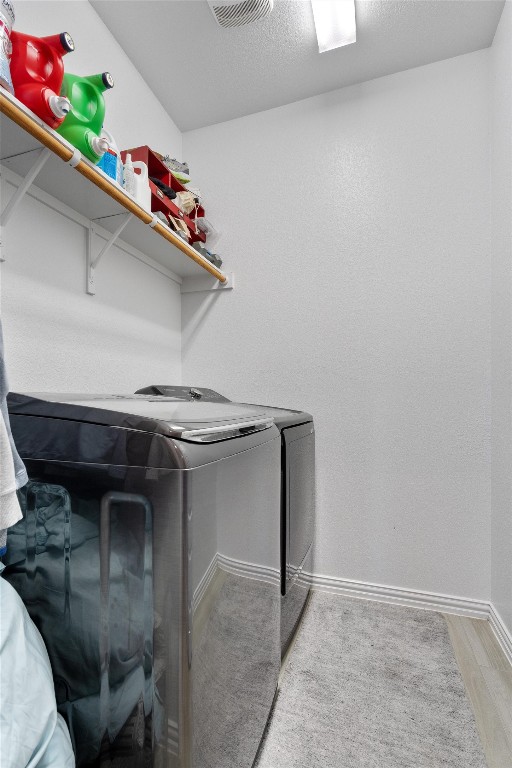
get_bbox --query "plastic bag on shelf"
[195,217,221,249]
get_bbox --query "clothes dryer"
[4,392,281,768]
[135,386,315,656]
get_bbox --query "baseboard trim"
[192,559,512,667]
[488,604,512,667]
[310,573,512,667]
[192,553,280,614]
[192,553,219,614]
[217,553,280,585]
[309,572,490,619]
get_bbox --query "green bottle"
[57,72,114,164]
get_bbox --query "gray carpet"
[256,593,487,768]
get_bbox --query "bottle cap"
[60,32,75,52]
[49,95,71,119]
[91,135,109,157]
[102,72,114,90]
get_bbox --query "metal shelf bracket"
[0,147,52,227]
[180,272,234,294]
[0,147,52,262]
[87,213,133,295]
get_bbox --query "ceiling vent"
[207,0,274,28]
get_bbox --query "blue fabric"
[0,574,75,767]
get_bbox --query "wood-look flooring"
[445,614,512,768]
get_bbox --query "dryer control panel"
[135,384,230,402]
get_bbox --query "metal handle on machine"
[178,417,274,440]
[99,491,153,735]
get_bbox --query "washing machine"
[135,386,315,656]
[4,392,282,768]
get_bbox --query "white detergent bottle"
[132,160,151,211]
[123,153,136,197]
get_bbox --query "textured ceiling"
[91,0,505,131]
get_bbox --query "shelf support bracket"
[180,272,234,294]
[87,213,133,295]
[0,147,52,229]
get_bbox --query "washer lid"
[135,385,313,428]
[7,393,275,442]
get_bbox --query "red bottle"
[10,31,75,129]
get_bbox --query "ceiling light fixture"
[311,0,356,53]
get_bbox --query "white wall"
[1,0,183,392]
[182,51,492,600]
[1,1,500,608]
[490,0,512,637]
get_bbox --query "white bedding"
[0,574,75,768]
